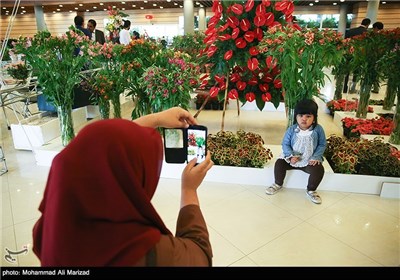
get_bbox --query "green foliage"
[207,130,273,168]
[171,31,206,64]
[325,135,400,177]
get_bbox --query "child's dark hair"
[293,99,318,128]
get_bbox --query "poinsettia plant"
[326,99,373,115]
[199,0,296,123]
[341,116,394,138]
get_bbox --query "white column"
[183,0,194,35]
[198,7,206,31]
[34,4,47,31]
[366,0,380,26]
[338,4,348,37]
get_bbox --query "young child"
[266,99,327,204]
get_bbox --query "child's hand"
[290,156,301,164]
[308,160,321,166]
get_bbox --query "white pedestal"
[380,182,400,199]
[86,105,100,119]
[333,111,379,130]
[10,107,87,150]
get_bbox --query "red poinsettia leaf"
[273,79,282,88]
[248,76,258,85]
[235,38,247,49]
[231,4,244,15]
[228,89,239,99]
[209,86,220,98]
[263,92,272,102]
[231,27,240,39]
[218,34,232,41]
[230,73,241,82]
[265,12,275,26]
[245,92,256,102]
[256,4,265,16]
[240,18,251,32]
[244,31,255,42]
[245,0,255,12]
[227,16,239,29]
[259,83,269,92]
[249,46,259,56]
[247,57,259,71]
[236,81,247,91]
[262,0,271,7]
[254,15,266,27]
[224,50,233,60]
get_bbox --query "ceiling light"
[153,3,157,6]
[75,7,78,10]
[93,7,97,9]
[340,0,345,2]
[174,2,178,5]
[86,9,89,12]
[132,5,136,7]
[100,3,104,6]
[140,7,144,9]
[309,3,314,6]
[79,4,83,6]
[333,2,337,5]
[57,8,60,11]
[59,4,63,7]
[167,0,172,2]
[160,6,164,9]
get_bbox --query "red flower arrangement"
[326,99,374,115]
[341,116,394,138]
[199,0,295,111]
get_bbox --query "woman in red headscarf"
[33,107,213,266]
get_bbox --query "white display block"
[11,107,87,150]
[109,94,134,117]
[333,111,379,129]
[86,105,100,119]
[370,105,395,115]
[380,182,400,199]
[240,101,285,112]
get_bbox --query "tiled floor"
[1,72,399,267]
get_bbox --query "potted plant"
[326,99,373,116]
[207,130,273,168]
[341,116,394,139]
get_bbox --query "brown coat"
[135,204,212,266]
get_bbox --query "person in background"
[119,20,132,45]
[32,107,214,266]
[160,36,167,48]
[265,99,327,204]
[87,19,106,45]
[343,18,371,93]
[132,31,140,40]
[371,21,384,93]
[74,15,92,39]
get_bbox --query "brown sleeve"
[151,204,212,266]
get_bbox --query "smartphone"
[186,125,207,165]
[163,125,208,164]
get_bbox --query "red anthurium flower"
[275,1,288,11]
[262,92,272,102]
[235,38,247,49]
[247,57,259,71]
[284,2,295,15]
[262,0,271,7]
[270,21,281,28]
[244,31,255,42]
[220,84,226,90]
[200,74,209,81]
[254,15,266,27]
[245,92,256,102]
[236,81,247,91]
[254,27,263,41]
[231,27,240,39]
[231,4,243,15]
[212,1,223,14]
[240,18,251,32]
[204,33,217,44]
[266,56,277,69]
[218,34,232,41]
[205,26,217,35]
[209,86,220,98]
[262,73,273,83]
[228,89,239,99]
[219,23,230,32]
[230,73,241,82]
[199,79,209,89]
[256,4,265,16]
[214,75,225,85]
[265,12,274,26]
[224,50,233,60]
[259,83,269,92]
[245,0,255,12]
[207,15,220,29]
[227,16,240,28]
[207,45,218,57]
[248,76,258,85]
[273,79,282,89]
[272,66,281,75]
[249,46,259,56]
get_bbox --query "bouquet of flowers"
[105,6,129,42]
[4,61,31,83]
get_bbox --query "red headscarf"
[33,119,171,266]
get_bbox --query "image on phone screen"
[164,129,184,148]
[187,128,206,164]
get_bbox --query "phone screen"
[187,126,207,164]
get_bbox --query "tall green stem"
[57,104,75,147]
[356,81,372,118]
